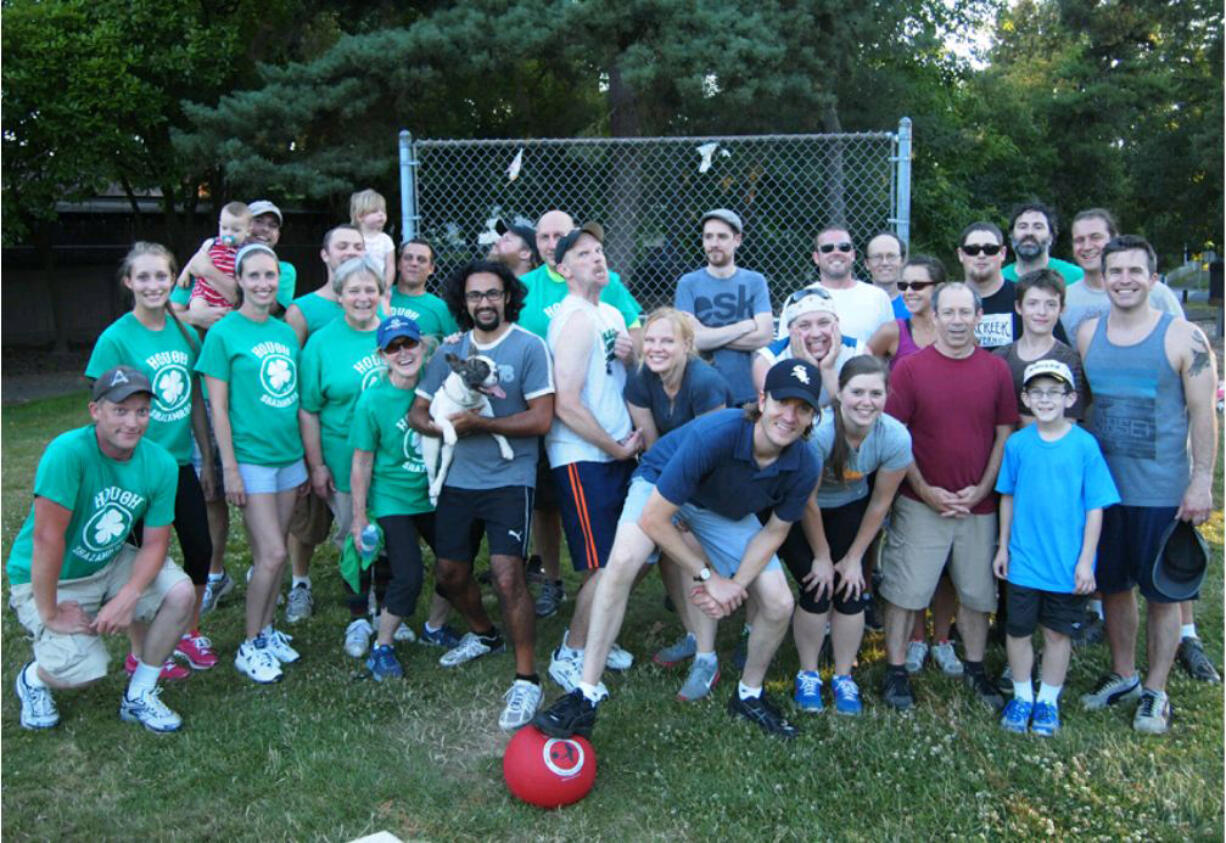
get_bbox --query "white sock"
[578,682,603,704]
[1181,623,1197,640]
[1036,682,1062,705]
[738,681,762,700]
[694,651,717,667]
[127,661,161,698]
[1087,599,1103,619]
[1012,679,1034,702]
[424,621,441,634]
[23,662,47,689]
[261,624,275,639]
[207,571,225,582]
[292,576,311,589]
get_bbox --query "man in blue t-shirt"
[534,359,824,741]
[674,209,774,406]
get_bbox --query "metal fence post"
[894,117,912,249]
[398,130,416,243]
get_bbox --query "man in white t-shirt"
[787,225,893,346]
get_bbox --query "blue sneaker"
[794,670,823,712]
[1030,701,1060,736]
[419,623,462,649]
[831,674,862,716]
[366,644,404,682]
[999,697,1032,733]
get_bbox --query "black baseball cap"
[763,360,824,412]
[1148,519,1210,601]
[553,222,605,266]
[495,218,541,263]
[91,365,154,403]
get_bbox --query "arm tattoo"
[1189,329,1212,377]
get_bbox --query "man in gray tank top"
[1076,234,1219,734]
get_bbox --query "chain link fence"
[405,125,911,311]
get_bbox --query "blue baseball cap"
[376,315,422,349]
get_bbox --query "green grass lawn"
[3,392,1223,841]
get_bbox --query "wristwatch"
[693,566,712,583]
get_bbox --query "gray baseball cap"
[91,365,154,403]
[701,208,743,234]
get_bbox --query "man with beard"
[409,260,555,731]
[489,218,540,278]
[1002,202,1084,286]
[675,209,774,406]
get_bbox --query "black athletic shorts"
[1005,583,1087,638]
[433,485,534,563]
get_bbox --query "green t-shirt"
[299,318,384,492]
[194,311,304,467]
[85,313,199,465]
[170,260,297,311]
[289,291,343,337]
[517,265,642,339]
[1002,257,1084,286]
[6,426,178,585]
[348,378,432,518]
[388,289,458,340]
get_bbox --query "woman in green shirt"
[86,241,218,676]
[196,244,305,684]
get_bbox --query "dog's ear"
[445,353,463,372]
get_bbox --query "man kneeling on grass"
[534,360,823,740]
[8,366,196,733]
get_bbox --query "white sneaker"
[285,582,313,623]
[904,640,929,674]
[605,641,634,672]
[15,662,59,730]
[548,647,583,693]
[266,628,301,664]
[120,686,182,733]
[931,641,964,676]
[393,622,417,643]
[235,638,283,684]
[344,618,374,658]
[499,679,543,731]
[439,632,503,668]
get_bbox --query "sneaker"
[420,623,462,649]
[393,622,417,643]
[439,631,504,668]
[931,641,964,676]
[15,663,58,730]
[999,697,1032,733]
[534,580,564,618]
[365,644,404,682]
[266,628,301,664]
[1030,701,1060,736]
[285,582,314,623]
[235,637,284,684]
[1133,688,1172,735]
[548,647,583,693]
[793,670,824,713]
[343,618,374,659]
[605,641,634,672]
[119,686,182,733]
[728,692,799,739]
[174,630,219,670]
[904,640,929,674]
[533,689,598,739]
[653,632,697,667]
[200,572,235,614]
[499,680,543,731]
[881,669,915,711]
[676,658,720,702]
[124,654,190,682]
[831,674,862,716]
[1177,636,1221,684]
[1081,672,1142,711]
[964,669,1005,712]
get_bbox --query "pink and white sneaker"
[124,653,190,681]
[174,630,220,670]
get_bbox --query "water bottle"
[358,524,380,562]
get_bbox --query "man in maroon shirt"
[879,282,1019,712]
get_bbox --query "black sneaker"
[881,669,915,711]
[964,669,1005,712]
[1177,636,1222,684]
[727,692,799,739]
[532,689,597,739]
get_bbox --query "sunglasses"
[818,242,854,254]
[382,338,420,353]
[897,281,936,291]
[784,287,834,307]
[960,243,1003,257]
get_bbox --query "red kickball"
[503,726,597,808]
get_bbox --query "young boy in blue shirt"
[992,360,1120,735]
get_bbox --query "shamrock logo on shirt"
[259,354,297,398]
[81,503,133,552]
[158,369,185,406]
[150,363,191,416]
[268,359,291,390]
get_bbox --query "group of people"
[9,193,1218,744]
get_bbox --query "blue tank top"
[1084,312,1188,506]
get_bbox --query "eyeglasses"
[818,242,854,254]
[867,253,901,263]
[896,281,936,291]
[960,243,1003,257]
[784,287,834,307]
[1025,388,1067,399]
[465,289,505,303]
